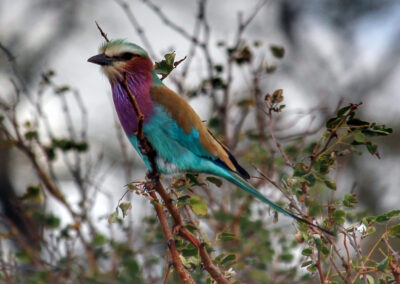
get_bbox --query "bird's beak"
[87,53,114,66]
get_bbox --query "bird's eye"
[118,52,136,61]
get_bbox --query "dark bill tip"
[87,53,113,66]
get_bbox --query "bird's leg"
[172,224,181,235]
[146,169,160,182]
[136,135,148,154]
[166,238,175,248]
[143,180,156,195]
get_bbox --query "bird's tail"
[223,172,333,235]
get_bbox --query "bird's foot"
[146,170,160,181]
[166,238,175,248]
[172,224,182,235]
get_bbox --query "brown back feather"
[150,85,244,175]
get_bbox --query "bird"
[88,39,331,235]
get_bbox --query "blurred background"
[0,0,399,282]
[1,0,399,221]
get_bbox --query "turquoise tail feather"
[224,172,334,235]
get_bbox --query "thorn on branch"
[95,21,110,42]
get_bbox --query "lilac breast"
[111,77,154,137]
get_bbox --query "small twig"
[231,107,250,150]
[114,0,156,58]
[327,237,351,283]
[316,250,325,284]
[147,186,195,284]
[267,108,292,167]
[162,262,173,284]
[253,166,302,214]
[329,254,347,282]
[95,21,110,42]
[142,0,199,44]
[180,0,204,80]
[342,232,351,265]
[382,237,400,283]
[151,178,230,284]
[142,0,217,107]
[307,103,362,173]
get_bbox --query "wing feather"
[150,85,249,179]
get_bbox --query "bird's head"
[88,39,152,82]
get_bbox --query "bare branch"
[95,21,110,42]
[114,0,156,58]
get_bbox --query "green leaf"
[208,116,220,129]
[210,77,227,89]
[189,196,208,216]
[307,264,317,273]
[301,260,313,267]
[366,141,378,156]
[270,45,285,58]
[347,118,370,127]
[360,274,375,284]
[302,248,313,256]
[153,52,176,79]
[321,246,330,255]
[308,200,323,217]
[304,173,316,186]
[333,210,346,225]
[186,173,201,186]
[43,214,60,229]
[293,163,307,177]
[364,124,393,136]
[315,154,334,174]
[22,185,43,202]
[119,202,132,218]
[217,232,237,241]
[266,65,277,73]
[51,138,88,152]
[55,85,70,94]
[181,243,198,257]
[221,254,236,266]
[364,226,376,236]
[93,234,107,246]
[177,195,191,206]
[375,210,400,222]
[15,251,30,263]
[24,130,38,140]
[324,179,336,190]
[377,257,388,272]
[206,176,223,187]
[108,209,119,224]
[326,117,341,129]
[337,105,351,117]
[127,183,137,191]
[279,253,294,263]
[389,224,400,237]
[343,193,358,207]
[214,65,224,73]
[353,130,366,143]
[237,98,254,107]
[233,45,252,65]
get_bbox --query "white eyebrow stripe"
[103,45,141,58]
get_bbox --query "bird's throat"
[111,72,154,137]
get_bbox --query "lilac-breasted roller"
[88,39,330,234]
